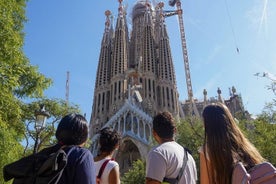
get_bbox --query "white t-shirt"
[95,158,119,184]
[146,141,197,184]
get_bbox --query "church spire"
[109,0,129,107]
[90,10,114,135]
[118,0,124,17]
[102,10,112,44]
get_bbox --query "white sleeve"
[146,151,166,182]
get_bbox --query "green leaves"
[14,63,53,98]
[0,0,52,98]
[0,1,60,183]
[176,117,204,180]
[239,116,276,166]
[121,159,146,184]
[21,98,80,153]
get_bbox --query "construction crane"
[161,0,199,116]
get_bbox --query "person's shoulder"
[162,141,183,151]
[109,159,119,166]
[66,145,89,152]
[66,146,92,159]
[150,141,180,156]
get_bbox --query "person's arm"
[146,151,166,184]
[108,165,120,184]
[199,151,210,184]
[146,177,161,184]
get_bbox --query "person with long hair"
[199,102,264,184]
[94,127,121,184]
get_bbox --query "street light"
[33,104,50,154]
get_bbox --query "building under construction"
[89,0,246,174]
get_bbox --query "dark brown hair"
[152,111,175,139]
[99,127,121,153]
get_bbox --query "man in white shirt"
[146,112,197,184]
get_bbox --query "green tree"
[21,98,80,155]
[0,0,51,182]
[239,111,276,166]
[176,117,204,183]
[121,159,146,184]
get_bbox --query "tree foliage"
[239,111,276,166]
[121,159,146,184]
[21,98,80,155]
[251,118,276,165]
[0,0,51,182]
[176,117,204,182]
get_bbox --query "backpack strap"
[163,147,188,184]
[176,148,188,182]
[231,162,250,184]
[97,159,113,179]
[49,145,75,184]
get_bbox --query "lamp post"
[33,104,50,154]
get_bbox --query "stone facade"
[180,86,247,118]
[89,1,180,173]
[89,1,247,174]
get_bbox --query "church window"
[167,87,170,107]
[162,87,165,107]
[118,81,121,99]
[153,81,155,100]
[171,89,174,110]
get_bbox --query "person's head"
[99,127,121,154]
[152,111,176,141]
[56,113,88,146]
[202,103,264,184]
[202,102,240,146]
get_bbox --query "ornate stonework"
[89,1,247,174]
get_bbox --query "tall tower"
[90,10,113,135]
[90,0,180,173]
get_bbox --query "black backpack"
[3,145,70,184]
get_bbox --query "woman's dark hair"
[152,111,175,139]
[99,127,121,153]
[55,113,88,145]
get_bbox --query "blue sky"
[24,0,276,119]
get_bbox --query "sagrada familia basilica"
[89,0,246,174]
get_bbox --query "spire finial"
[158,2,164,8]
[145,0,151,8]
[118,0,124,16]
[104,10,111,27]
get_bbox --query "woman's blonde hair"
[202,102,264,184]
